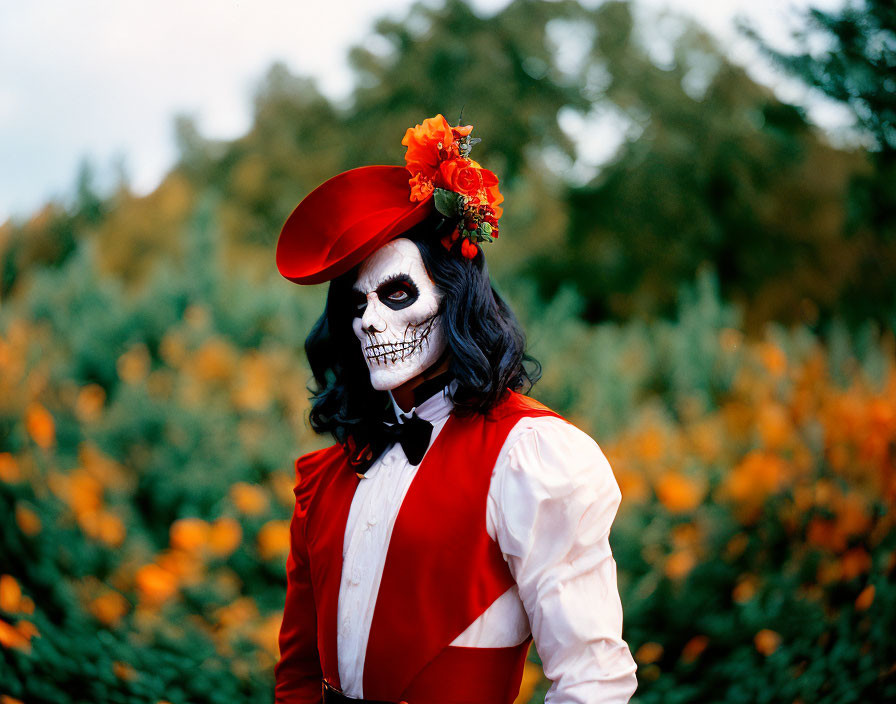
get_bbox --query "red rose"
[438,158,485,197]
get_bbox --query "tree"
[743,0,896,330]
[527,1,859,330]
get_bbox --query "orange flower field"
[1,251,894,702]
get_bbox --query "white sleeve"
[487,416,638,704]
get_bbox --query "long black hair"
[304,212,541,460]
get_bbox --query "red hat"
[276,165,432,285]
[276,114,504,285]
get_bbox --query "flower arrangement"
[401,114,503,259]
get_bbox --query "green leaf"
[433,188,460,218]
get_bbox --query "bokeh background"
[1,0,894,702]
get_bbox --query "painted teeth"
[366,342,416,353]
[365,342,420,362]
[363,314,437,367]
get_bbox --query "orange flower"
[75,384,106,422]
[69,471,104,516]
[214,596,258,629]
[230,482,269,516]
[732,574,758,603]
[724,533,749,560]
[439,159,504,218]
[615,467,649,504]
[270,470,298,507]
[402,114,458,181]
[0,618,36,652]
[0,453,21,483]
[0,575,22,613]
[0,618,27,650]
[855,584,875,610]
[722,450,789,516]
[438,158,484,197]
[208,517,243,558]
[758,342,787,378]
[756,401,792,451]
[806,517,847,553]
[840,547,871,580]
[117,343,150,385]
[14,504,41,536]
[680,635,709,663]
[664,549,697,580]
[408,172,434,202]
[476,167,503,218]
[251,612,285,659]
[15,620,38,641]
[79,510,126,548]
[194,337,237,382]
[257,520,291,560]
[754,628,781,656]
[113,661,137,681]
[635,425,665,462]
[514,660,543,704]
[90,591,130,626]
[834,492,872,540]
[634,641,664,664]
[655,472,705,513]
[156,549,203,583]
[170,517,210,553]
[135,564,179,605]
[402,115,503,230]
[25,402,55,449]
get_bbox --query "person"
[274,114,638,704]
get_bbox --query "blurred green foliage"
[1,1,895,703]
[742,0,896,329]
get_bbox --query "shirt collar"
[388,378,458,425]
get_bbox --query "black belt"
[322,680,399,704]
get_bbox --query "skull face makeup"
[351,238,447,391]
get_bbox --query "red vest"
[275,391,564,704]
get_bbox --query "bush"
[2,213,894,702]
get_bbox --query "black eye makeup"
[377,274,419,310]
[351,274,420,317]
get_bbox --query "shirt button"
[351,567,361,585]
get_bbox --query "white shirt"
[336,383,638,703]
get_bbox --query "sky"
[0,0,848,222]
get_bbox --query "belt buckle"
[321,679,340,701]
[321,678,408,704]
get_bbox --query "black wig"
[304,212,541,458]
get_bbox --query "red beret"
[276,165,434,285]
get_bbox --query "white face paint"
[351,238,447,391]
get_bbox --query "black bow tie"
[382,412,434,466]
